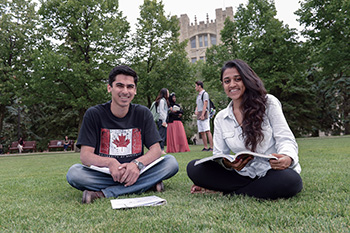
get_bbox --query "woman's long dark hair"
[221,59,267,152]
[155,88,169,107]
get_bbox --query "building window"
[200,56,205,61]
[190,37,196,48]
[204,35,208,47]
[197,34,209,47]
[191,57,197,63]
[211,35,216,45]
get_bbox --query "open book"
[172,105,181,111]
[110,195,166,209]
[83,157,164,175]
[194,151,277,166]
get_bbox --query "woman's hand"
[269,154,292,170]
[223,155,253,171]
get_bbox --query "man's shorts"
[197,118,210,133]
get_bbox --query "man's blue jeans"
[66,154,178,198]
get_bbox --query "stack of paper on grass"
[110,195,166,209]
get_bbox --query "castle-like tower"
[179,7,234,63]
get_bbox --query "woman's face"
[222,67,246,102]
[172,95,176,102]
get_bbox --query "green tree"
[204,0,319,136]
[296,0,350,135]
[131,0,192,112]
[33,0,130,135]
[203,18,239,112]
[0,0,39,144]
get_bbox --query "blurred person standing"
[195,81,213,151]
[155,88,170,155]
[166,92,190,153]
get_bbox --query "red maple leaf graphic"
[113,134,130,148]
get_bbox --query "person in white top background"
[155,88,170,155]
[187,59,302,199]
[194,81,214,151]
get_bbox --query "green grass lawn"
[1,136,349,232]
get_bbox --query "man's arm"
[159,99,168,126]
[80,145,124,182]
[200,100,208,120]
[118,142,162,187]
[135,142,162,166]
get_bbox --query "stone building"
[178,7,234,63]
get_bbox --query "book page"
[235,151,277,160]
[83,156,165,175]
[194,152,277,166]
[85,165,110,174]
[139,157,164,174]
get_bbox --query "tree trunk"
[77,108,86,138]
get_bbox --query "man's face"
[195,84,200,92]
[108,74,136,108]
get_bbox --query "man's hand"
[108,159,125,183]
[118,162,140,187]
[269,154,292,170]
[81,145,126,182]
[223,155,253,171]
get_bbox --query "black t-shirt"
[77,101,161,163]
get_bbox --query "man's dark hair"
[109,65,138,87]
[195,80,204,88]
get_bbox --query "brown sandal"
[152,181,164,192]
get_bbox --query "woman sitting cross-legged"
[187,59,303,200]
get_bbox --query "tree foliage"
[296,0,350,135]
[0,0,40,144]
[32,0,130,136]
[1,0,349,152]
[131,0,192,110]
